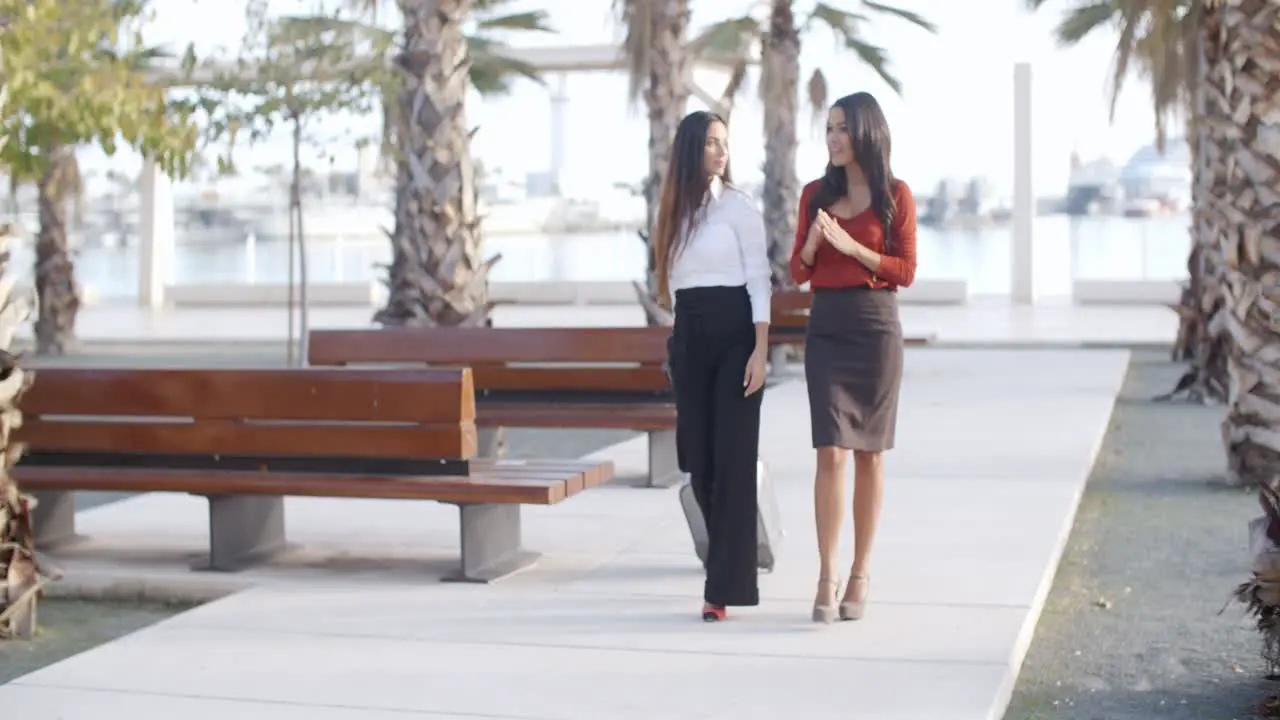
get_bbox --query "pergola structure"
[136,42,755,308]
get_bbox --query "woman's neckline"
[828,205,873,221]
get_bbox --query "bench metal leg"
[477,426,508,458]
[200,494,287,572]
[647,428,684,488]
[768,345,790,375]
[29,490,79,548]
[441,503,540,583]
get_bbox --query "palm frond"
[468,36,544,95]
[1106,1,1146,122]
[279,2,550,97]
[613,0,653,105]
[477,11,553,33]
[805,2,937,96]
[1053,1,1117,45]
[1034,0,1194,151]
[474,0,521,12]
[276,14,394,44]
[808,4,903,94]
[860,1,937,32]
[690,16,759,56]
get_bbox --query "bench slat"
[17,419,476,461]
[308,327,671,366]
[478,459,615,491]
[479,402,675,430]
[469,366,670,393]
[22,367,475,423]
[14,458,607,505]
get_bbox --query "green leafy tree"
[0,0,199,355]
[0,5,47,641]
[197,0,382,364]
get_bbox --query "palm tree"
[614,0,691,324]
[1025,1,1227,407]
[331,0,553,327]
[1036,0,1280,673]
[1227,6,1280,655]
[1200,1,1280,493]
[699,1,935,291]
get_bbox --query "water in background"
[7,213,1190,300]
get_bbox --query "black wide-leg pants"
[667,285,763,607]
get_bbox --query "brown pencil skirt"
[803,287,904,451]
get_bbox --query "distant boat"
[1120,139,1191,204]
[1065,158,1121,216]
[1121,196,1184,218]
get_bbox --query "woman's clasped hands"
[813,209,863,258]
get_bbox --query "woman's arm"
[730,192,772,328]
[790,183,818,285]
[873,181,917,287]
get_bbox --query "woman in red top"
[790,91,917,623]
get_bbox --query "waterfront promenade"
[17,295,1176,352]
[0,346,1129,719]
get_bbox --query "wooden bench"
[769,289,939,347]
[308,326,684,488]
[12,366,614,583]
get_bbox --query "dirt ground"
[1004,351,1276,720]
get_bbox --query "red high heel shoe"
[702,603,726,622]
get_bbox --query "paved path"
[20,296,1175,349]
[0,349,1129,719]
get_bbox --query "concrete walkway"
[0,349,1129,719]
[21,296,1176,348]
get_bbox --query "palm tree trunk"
[33,146,80,356]
[1163,19,1229,406]
[638,0,690,324]
[1204,0,1280,490]
[1217,0,1280,671]
[761,0,800,292]
[375,0,493,328]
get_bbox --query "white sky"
[79,0,1168,197]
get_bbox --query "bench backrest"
[307,327,673,395]
[768,290,812,339]
[17,367,477,475]
[772,290,813,315]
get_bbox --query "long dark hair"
[807,92,896,252]
[653,110,731,307]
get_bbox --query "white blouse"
[667,177,772,324]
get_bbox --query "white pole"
[245,231,257,283]
[137,157,174,308]
[334,235,344,282]
[549,73,568,194]
[1012,62,1035,305]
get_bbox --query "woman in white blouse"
[654,110,771,622]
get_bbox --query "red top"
[789,178,918,290]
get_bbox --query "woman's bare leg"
[814,446,848,607]
[844,449,885,604]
